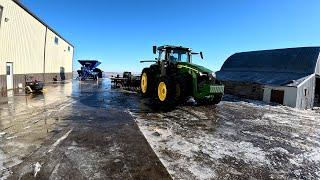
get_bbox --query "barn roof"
[216,47,320,87]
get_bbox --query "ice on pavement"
[0,148,22,179]
[33,162,41,177]
[132,97,320,179]
[48,128,73,153]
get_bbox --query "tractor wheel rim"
[141,73,147,93]
[158,82,167,102]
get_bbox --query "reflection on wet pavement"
[0,79,170,179]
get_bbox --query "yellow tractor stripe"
[177,65,199,73]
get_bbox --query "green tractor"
[140,45,224,105]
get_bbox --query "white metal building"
[216,47,320,109]
[0,0,73,91]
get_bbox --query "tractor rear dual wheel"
[155,77,182,106]
[211,94,223,104]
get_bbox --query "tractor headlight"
[199,72,208,76]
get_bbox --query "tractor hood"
[177,62,213,74]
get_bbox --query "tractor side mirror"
[200,52,204,59]
[153,46,157,54]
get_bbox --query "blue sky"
[22,0,320,73]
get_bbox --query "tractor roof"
[157,45,192,52]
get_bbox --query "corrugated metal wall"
[0,0,46,75]
[0,0,73,76]
[296,74,315,109]
[316,54,320,75]
[45,29,73,74]
[263,85,297,108]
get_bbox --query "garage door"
[270,90,284,105]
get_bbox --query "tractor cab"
[156,46,192,63]
[154,45,203,64]
[150,45,205,77]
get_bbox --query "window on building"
[0,6,3,28]
[6,65,10,75]
[68,46,71,51]
[304,88,308,97]
[54,37,59,44]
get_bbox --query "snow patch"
[270,147,289,154]
[23,126,31,130]
[188,164,216,179]
[200,137,269,165]
[0,132,6,138]
[48,129,73,153]
[296,148,320,163]
[130,98,320,179]
[34,162,41,177]
[0,148,22,179]
[6,136,17,140]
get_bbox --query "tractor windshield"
[169,50,190,63]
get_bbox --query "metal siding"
[45,29,73,74]
[263,85,297,108]
[11,0,73,47]
[263,87,271,103]
[296,75,315,109]
[0,0,46,75]
[316,54,320,75]
[283,87,298,108]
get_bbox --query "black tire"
[198,94,223,105]
[155,77,175,106]
[116,82,123,89]
[25,86,32,94]
[174,83,181,102]
[211,94,223,104]
[174,74,192,103]
[140,68,155,97]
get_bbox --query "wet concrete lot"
[1,79,320,179]
[0,80,170,179]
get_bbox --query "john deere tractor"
[140,45,224,105]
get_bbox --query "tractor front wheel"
[141,68,154,97]
[211,94,223,104]
[198,94,223,105]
